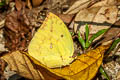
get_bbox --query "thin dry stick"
[113,43,120,54]
[0,19,5,28]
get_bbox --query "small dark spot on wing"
[61,34,64,37]
[50,26,53,32]
[50,43,53,49]
[59,22,62,25]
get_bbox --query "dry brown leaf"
[90,0,117,8]
[1,51,42,79]
[56,13,74,24]
[26,0,32,9]
[64,0,92,14]
[97,20,120,45]
[32,0,43,7]
[26,44,110,80]
[1,51,63,80]
[74,5,118,37]
[64,0,118,14]
[15,0,23,11]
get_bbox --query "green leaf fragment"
[99,66,110,80]
[0,0,6,6]
[70,32,74,36]
[86,29,107,48]
[85,24,89,42]
[107,38,120,53]
[85,24,89,48]
[78,31,86,49]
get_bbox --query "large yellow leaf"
[1,45,110,80]
[26,44,110,80]
[28,12,74,68]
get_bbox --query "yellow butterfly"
[28,12,74,68]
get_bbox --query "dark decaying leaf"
[4,10,33,51]
[4,0,50,51]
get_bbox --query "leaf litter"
[0,0,120,80]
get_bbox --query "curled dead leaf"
[1,51,63,80]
